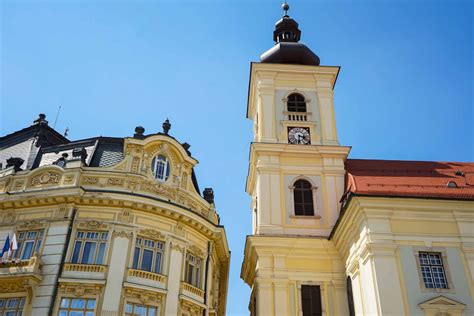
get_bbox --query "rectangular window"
[0,297,26,316]
[59,298,96,316]
[132,237,164,274]
[124,302,157,316]
[419,252,448,289]
[70,231,108,265]
[301,285,322,316]
[185,253,202,288]
[14,230,44,260]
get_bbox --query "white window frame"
[14,229,44,260]
[184,252,202,288]
[123,301,159,316]
[132,237,164,274]
[70,231,109,265]
[58,297,97,316]
[413,247,455,293]
[151,155,171,182]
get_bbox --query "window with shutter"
[301,285,322,316]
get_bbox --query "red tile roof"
[345,159,474,200]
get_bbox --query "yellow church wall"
[332,195,474,315]
[242,235,350,315]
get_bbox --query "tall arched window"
[151,155,170,182]
[287,93,306,112]
[293,179,314,216]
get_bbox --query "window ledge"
[289,215,321,219]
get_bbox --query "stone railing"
[63,263,106,273]
[128,268,167,283]
[286,112,308,122]
[0,256,42,279]
[181,281,205,299]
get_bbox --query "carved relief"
[187,244,205,257]
[59,283,103,297]
[180,172,188,189]
[18,220,45,230]
[82,176,99,185]
[112,230,133,240]
[0,279,33,293]
[126,180,139,190]
[14,180,25,189]
[171,242,184,253]
[174,223,185,237]
[118,209,132,224]
[181,300,203,316]
[30,172,60,186]
[63,175,75,184]
[78,220,108,230]
[55,205,68,219]
[123,286,163,305]
[131,157,140,174]
[107,178,124,186]
[140,228,164,240]
[3,211,15,224]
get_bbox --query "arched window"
[287,93,306,112]
[293,179,314,216]
[151,155,170,182]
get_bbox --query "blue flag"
[1,234,10,257]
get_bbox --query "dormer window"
[287,93,306,112]
[151,155,170,182]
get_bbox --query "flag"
[1,234,10,258]
[9,234,18,258]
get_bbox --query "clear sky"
[1,0,472,315]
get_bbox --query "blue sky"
[1,0,472,315]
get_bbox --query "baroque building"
[240,4,474,316]
[0,115,230,316]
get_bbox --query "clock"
[288,127,311,145]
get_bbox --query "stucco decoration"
[123,286,164,305]
[112,230,133,240]
[59,283,104,297]
[30,171,60,186]
[181,299,204,316]
[140,228,165,240]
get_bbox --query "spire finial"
[282,2,289,16]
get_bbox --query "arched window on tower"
[287,93,306,113]
[293,179,314,216]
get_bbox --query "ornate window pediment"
[419,295,465,316]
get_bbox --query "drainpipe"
[203,241,212,316]
[48,208,76,316]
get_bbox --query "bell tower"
[242,4,351,315]
[246,3,350,237]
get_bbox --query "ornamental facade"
[0,117,230,316]
[240,4,474,316]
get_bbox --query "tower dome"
[260,3,320,66]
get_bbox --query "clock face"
[288,127,311,145]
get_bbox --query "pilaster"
[164,240,185,315]
[101,228,133,315]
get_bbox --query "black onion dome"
[260,3,320,66]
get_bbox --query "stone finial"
[182,142,191,155]
[162,119,171,135]
[33,113,48,125]
[203,188,214,204]
[6,157,24,171]
[134,126,145,139]
[72,147,88,162]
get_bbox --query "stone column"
[101,229,132,316]
[164,241,185,315]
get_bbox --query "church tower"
[241,4,351,315]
